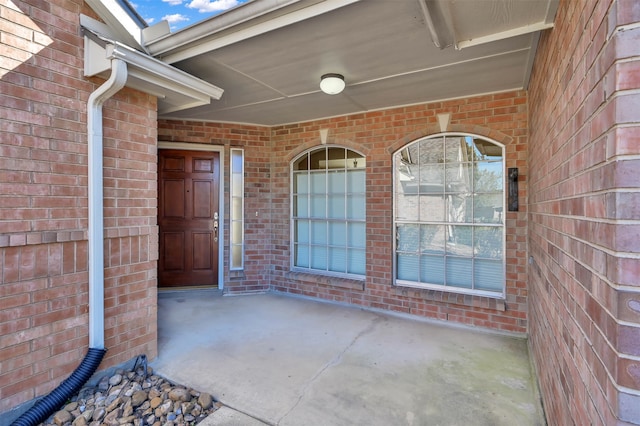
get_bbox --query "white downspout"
[87,58,128,349]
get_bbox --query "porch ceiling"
[146,0,559,126]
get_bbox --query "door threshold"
[158,286,220,292]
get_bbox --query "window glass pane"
[421,225,445,254]
[232,151,243,172]
[346,152,364,169]
[419,195,445,222]
[474,226,503,259]
[328,195,345,219]
[347,195,365,219]
[294,195,308,218]
[310,172,326,193]
[420,255,445,285]
[296,220,309,244]
[473,139,503,161]
[446,163,471,193]
[446,257,473,288]
[293,153,309,171]
[419,164,444,194]
[418,137,442,163]
[348,222,366,248]
[397,224,419,252]
[309,148,327,170]
[231,245,242,268]
[329,247,346,272]
[444,137,470,163]
[310,195,326,218]
[232,221,242,242]
[328,171,346,193]
[311,245,327,269]
[446,194,472,223]
[294,173,309,194]
[397,254,419,281]
[311,221,327,244]
[348,249,366,275]
[232,197,242,221]
[474,259,504,291]
[396,192,418,221]
[446,225,472,256]
[347,170,365,192]
[232,174,242,197]
[474,194,503,223]
[327,147,346,169]
[295,244,309,267]
[474,161,503,192]
[329,222,346,246]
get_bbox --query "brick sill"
[394,284,506,312]
[285,271,365,291]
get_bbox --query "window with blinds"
[291,146,366,278]
[394,134,505,297]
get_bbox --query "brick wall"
[0,0,158,413]
[528,0,640,424]
[270,94,529,333]
[160,91,530,334]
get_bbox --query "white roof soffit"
[419,0,558,50]
[83,32,224,115]
[146,0,360,64]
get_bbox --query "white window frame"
[290,146,366,279]
[230,148,244,271]
[392,133,506,298]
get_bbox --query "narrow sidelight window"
[230,148,244,270]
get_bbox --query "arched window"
[393,134,505,296]
[291,146,366,277]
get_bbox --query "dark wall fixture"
[508,167,518,211]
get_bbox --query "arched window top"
[293,146,365,171]
[397,133,503,164]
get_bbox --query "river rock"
[198,392,213,409]
[168,387,190,402]
[53,410,72,426]
[131,390,148,407]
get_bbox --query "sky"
[131,0,250,32]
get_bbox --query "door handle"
[213,220,218,242]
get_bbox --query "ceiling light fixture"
[320,73,345,95]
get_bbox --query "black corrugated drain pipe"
[11,348,107,426]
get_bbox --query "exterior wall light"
[320,73,345,95]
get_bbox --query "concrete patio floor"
[151,291,545,426]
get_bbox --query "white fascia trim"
[104,42,224,101]
[84,0,145,50]
[147,0,360,63]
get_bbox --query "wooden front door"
[158,149,220,288]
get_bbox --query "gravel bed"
[40,361,220,426]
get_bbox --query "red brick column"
[0,0,158,412]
